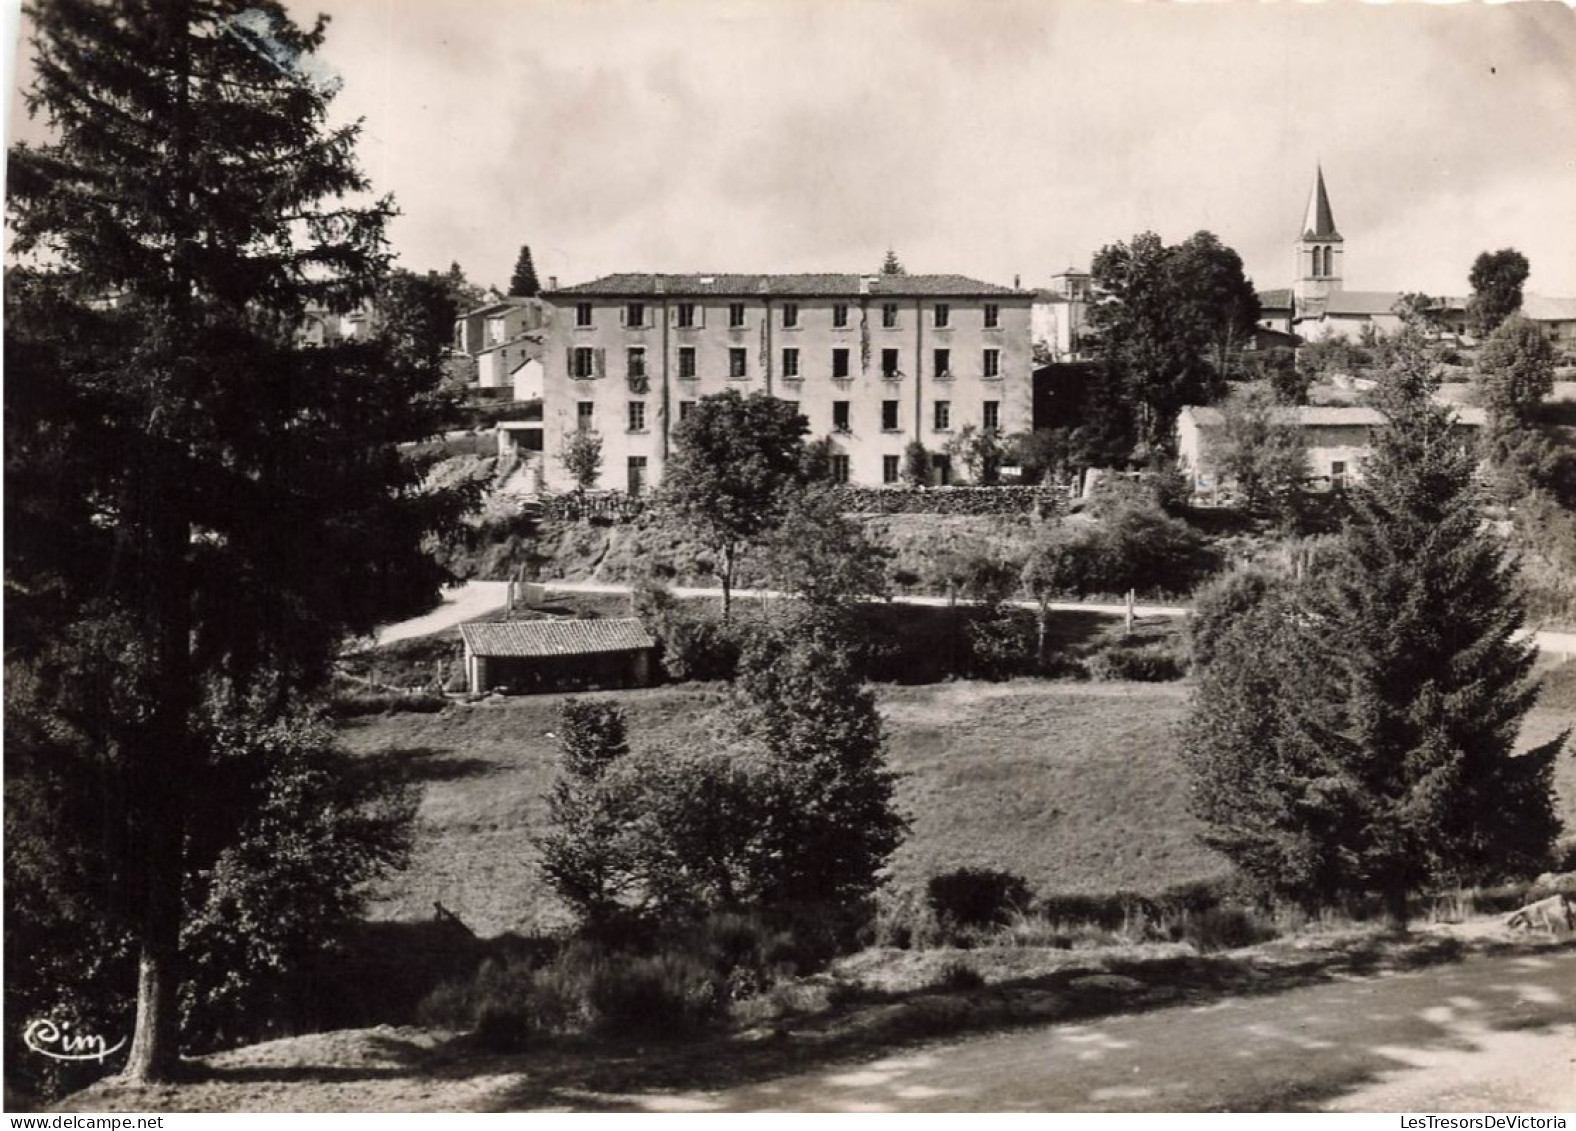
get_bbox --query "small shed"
[459,618,657,695]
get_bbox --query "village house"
[1521,294,1576,353]
[454,297,550,394]
[538,272,1035,494]
[459,618,656,695]
[1031,268,1094,361]
[1176,402,1489,498]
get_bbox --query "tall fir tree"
[1184,330,1564,923]
[509,243,541,297]
[6,0,464,1080]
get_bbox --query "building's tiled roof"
[1321,291,1406,317]
[1182,404,1488,428]
[475,332,543,356]
[457,299,521,320]
[1258,288,1294,310]
[547,273,1029,299]
[1521,295,1576,322]
[460,618,655,658]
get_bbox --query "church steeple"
[1301,165,1341,242]
[1294,165,1344,315]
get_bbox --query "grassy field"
[341,678,1216,935]
[342,657,1576,939]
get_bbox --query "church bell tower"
[1293,166,1344,315]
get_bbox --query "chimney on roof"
[1014,273,1021,289]
[547,275,558,291]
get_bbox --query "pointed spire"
[1301,165,1341,241]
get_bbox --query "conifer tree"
[509,244,541,297]
[6,0,460,1080]
[1184,331,1565,922]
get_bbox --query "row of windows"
[578,399,1000,435]
[577,300,1004,331]
[1308,245,1336,279]
[572,346,1002,381]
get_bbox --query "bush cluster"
[327,688,449,717]
[631,580,741,681]
[418,910,817,1049]
[1083,643,1186,683]
[878,873,1278,954]
[927,868,1033,929]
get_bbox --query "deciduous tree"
[559,428,604,493]
[1205,385,1311,523]
[1089,230,1260,453]
[659,390,809,621]
[1467,248,1531,337]
[762,485,891,611]
[535,629,906,920]
[1476,314,1556,428]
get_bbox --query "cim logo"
[23,1018,127,1063]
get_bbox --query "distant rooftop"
[1522,295,1576,322]
[1183,404,1488,429]
[546,273,1030,299]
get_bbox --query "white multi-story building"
[539,272,1034,494]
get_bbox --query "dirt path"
[62,946,1576,1113]
[371,579,1576,657]
[644,949,1576,1113]
[373,582,509,645]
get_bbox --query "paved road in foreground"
[630,948,1576,1113]
[374,579,1576,657]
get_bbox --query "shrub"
[586,950,725,1039]
[1083,644,1186,682]
[933,961,986,992]
[927,868,1033,929]
[964,606,1039,680]
[867,888,943,951]
[328,689,448,717]
[1182,905,1277,953]
[632,581,740,682]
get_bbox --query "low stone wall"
[837,484,1073,517]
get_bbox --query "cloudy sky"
[8,1,1576,298]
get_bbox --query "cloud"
[11,0,1575,296]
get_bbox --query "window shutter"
[565,347,574,377]
[669,305,678,327]
[619,305,627,327]
[696,304,706,329]
[594,348,606,379]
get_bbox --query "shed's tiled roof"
[1257,288,1294,310]
[547,273,1029,299]
[460,618,655,658]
